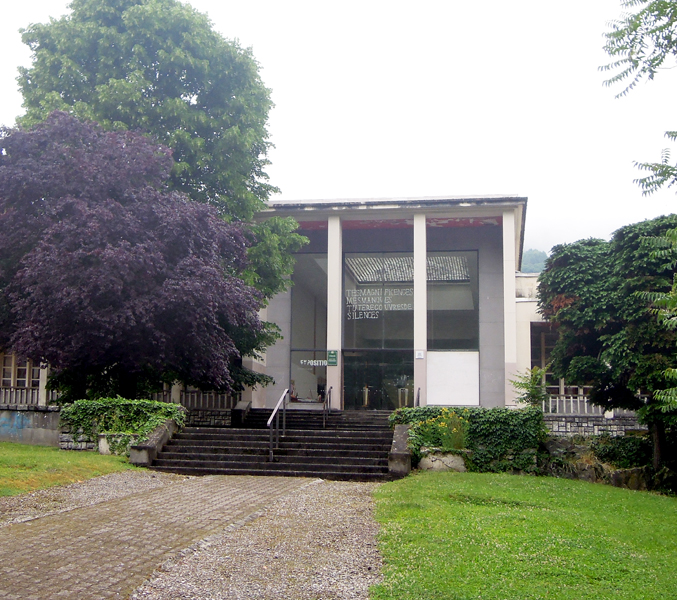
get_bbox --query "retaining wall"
[186,408,231,427]
[0,404,61,446]
[544,414,646,437]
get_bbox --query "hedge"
[390,406,547,473]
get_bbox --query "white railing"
[542,395,605,415]
[149,390,172,403]
[0,387,40,405]
[542,395,637,418]
[180,391,235,410]
[149,390,236,410]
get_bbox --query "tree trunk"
[651,420,666,471]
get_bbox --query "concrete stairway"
[150,409,395,481]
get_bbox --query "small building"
[243,194,528,410]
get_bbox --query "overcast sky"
[2,1,677,253]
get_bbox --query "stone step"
[161,444,390,457]
[153,457,388,473]
[156,452,388,467]
[176,428,393,441]
[152,409,395,481]
[238,409,392,431]
[151,465,391,482]
[165,441,392,453]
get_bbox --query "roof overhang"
[260,194,528,270]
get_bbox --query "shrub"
[510,366,549,407]
[59,397,186,455]
[408,409,469,456]
[391,406,546,473]
[590,434,652,469]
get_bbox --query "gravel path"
[131,479,383,600]
[0,471,383,599]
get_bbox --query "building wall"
[427,225,505,407]
[515,273,543,406]
[264,289,292,408]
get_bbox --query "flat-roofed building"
[243,194,528,410]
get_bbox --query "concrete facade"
[258,195,527,409]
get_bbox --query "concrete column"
[326,216,343,410]
[503,209,518,405]
[170,382,182,404]
[38,365,49,406]
[413,213,427,406]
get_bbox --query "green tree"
[603,1,677,427]
[602,0,677,194]
[18,0,273,220]
[521,249,548,273]
[15,0,308,389]
[538,215,677,468]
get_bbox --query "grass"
[372,471,677,600]
[0,442,136,497]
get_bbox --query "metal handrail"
[323,386,332,429]
[415,387,420,407]
[268,388,289,461]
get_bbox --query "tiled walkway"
[0,475,310,600]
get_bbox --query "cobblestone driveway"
[0,475,310,600]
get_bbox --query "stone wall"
[544,415,646,437]
[0,404,60,446]
[59,429,97,451]
[186,408,231,427]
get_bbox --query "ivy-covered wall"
[390,406,546,473]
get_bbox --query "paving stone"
[0,475,309,600]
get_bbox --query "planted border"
[390,406,547,472]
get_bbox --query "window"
[0,354,41,388]
[427,251,479,350]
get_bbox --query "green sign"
[327,351,338,367]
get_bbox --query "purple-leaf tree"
[0,112,269,400]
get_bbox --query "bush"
[59,397,186,455]
[391,406,546,473]
[408,408,469,457]
[510,366,549,407]
[590,434,652,469]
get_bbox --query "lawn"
[372,471,677,600]
[0,442,136,497]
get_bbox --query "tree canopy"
[538,216,677,409]
[520,249,548,273]
[0,112,269,399]
[18,0,275,221]
[538,215,677,465]
[603,0,677,194]
[11,0,308,394]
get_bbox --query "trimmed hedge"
[390,406,547,473]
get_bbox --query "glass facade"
[342,252,415,409]
[290,253,328,403]
[287,222,496,410]
[427,251,479,350]
[343,252,414,349]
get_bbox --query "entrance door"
[343,350,414,410]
